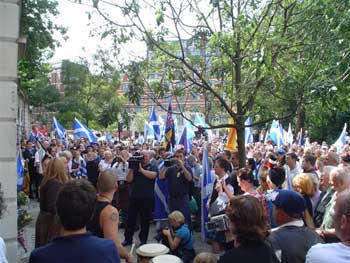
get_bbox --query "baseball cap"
[276,148,286,155]
[269,190,306,218]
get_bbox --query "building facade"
[0,0,20,262]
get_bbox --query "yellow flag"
[225,118,237,151]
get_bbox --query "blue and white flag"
[149,107,161,141]
[334,123,347,153]
[245,118,253,145]
[144,121,154,140]
[178,127,191,155]
[270,120,283,147]
[53,117,66,140]
[201,145,214,241]
[17,151,25,191]
[154,160,169,221]
[73,118,98,143]
[185,120,196,139]
[28,131,37,142]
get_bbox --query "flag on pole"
[73,118,98,143]
[149,107,161,141]
[17,151,25,191]
[334,123,347,153]
[163,99,175,151]
[225,118,237,151]
[178,127,191,155]
[53,117,66,140]
[201,145,214,240]
[245,118,253,145]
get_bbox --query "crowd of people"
[8,130,350,262]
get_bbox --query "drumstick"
[130,243,135,254]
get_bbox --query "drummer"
[162,211,196,263]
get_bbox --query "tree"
[59,55,127,129]
[77,0,350,166]
[19,0,66,98]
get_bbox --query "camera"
[128,154,144,170]
[163,157,178,167]
[205,214,230,232]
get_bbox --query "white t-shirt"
[112,162,128,181]
[306,242,350,263]
[99,160,112,172]
[0,237,8,263]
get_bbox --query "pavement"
[19,200,212,263]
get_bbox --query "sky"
[50,0,211,66]
[50,0,147,65]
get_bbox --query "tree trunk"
[236,116,246,168]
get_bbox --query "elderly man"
[306,189,350,262]
[323,151,339,167]
[313,166,336,227]
[317,166,350,242]
[269,190,324,263]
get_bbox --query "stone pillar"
[0,0,20,262]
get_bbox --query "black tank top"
[87,201,110,238]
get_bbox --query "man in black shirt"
[160,149,193,227]
[122,150,158,246]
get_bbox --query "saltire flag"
[201,145,214,240]
[28,132,36,142]
[144,121,154,140]
[163,99,175,151]
[53,117,66,140]
[73,118,98,143]
[245,118,253,145]
[149,107,161,141]
[154,160,169,221]
[17,151,25,191]
[334,123,347,153]
[225,118,237,151]
[178,126,191,155]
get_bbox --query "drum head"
[152,254,182,263]
[136,243,169,257]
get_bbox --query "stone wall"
[0,0,20,262]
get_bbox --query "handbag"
[209,198,227,216]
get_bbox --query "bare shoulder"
[101,205,119,222]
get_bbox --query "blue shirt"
[29,232,120,263]
[175,224,193,250]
